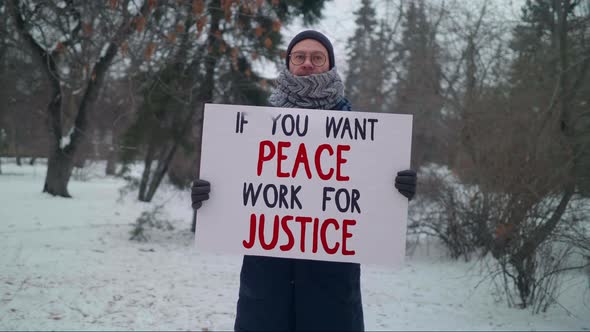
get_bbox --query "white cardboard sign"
[196,103,412,267]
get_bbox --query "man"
[191,30,417,331]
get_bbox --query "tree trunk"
[144,140,181,202]
[41,87,67,195]
[138,142,156,202]
[29,157,36,165]
[512,255,536,308]
[43,146,74,197]
[144,162,165,202]
[74,156,85,169]
[9,0,151,198]
[192,0,222,232]
[105,147,117,175]
[105,129,117,175]
[140,1,199,202]
[16,156,21,166]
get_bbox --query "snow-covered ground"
[1,160,589,331]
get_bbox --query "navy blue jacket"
[234,98,364,331]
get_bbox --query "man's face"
[288,39,330,76]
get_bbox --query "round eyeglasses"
[289,51,327,67]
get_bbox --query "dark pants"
[234,255,364,331]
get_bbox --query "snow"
[72,87,84,96]
[100,43,110,59]
[1,159,589,331]
[59,127,75,149]
[127,0,145,16]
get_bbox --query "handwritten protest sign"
[196,104,412,266]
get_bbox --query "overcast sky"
[283,0,359,71]
[252,0,357,78]
[257,0,525,78]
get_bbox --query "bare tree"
[7,0,152,197]
[117,0,327,205]
[423,0,590,310]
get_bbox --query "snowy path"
[1,162,589,330]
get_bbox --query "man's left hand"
[395,169,417,200]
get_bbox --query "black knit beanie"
[286,30,335,70]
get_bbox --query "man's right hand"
[191,179,210,210]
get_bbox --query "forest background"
[1,0,589,319]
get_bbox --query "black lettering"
[335,188,350,213]
[322,187,335,211]
[243,182,262,206]
[296,115,309,136]
[351,189,361,213]
[326,117,343,138]
[368,118,378,141]
[271,114,282,135]
[282,114,295,136]
[291,185,302,209]
[354,118,366,140]
[263,184,278,208]
[279,185,289,208]
[341,118,352,139]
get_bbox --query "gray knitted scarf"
[269,67,344,110]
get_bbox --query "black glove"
[395,169,416,200]
[191,179,210,210]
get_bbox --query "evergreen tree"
[345,0,383,112]
[393,1,444,168]
[120,0,328,202]
[370,19,395,113]
[508,0,590,195]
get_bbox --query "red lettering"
[295,216,312,252]
[336,145,350,181]
[259,214,279,250]
[244,214,356,256]
[243,213,257,249]
[292,143,312,179]
[279,215,295,251]
[342,219,356,255]
[320,218,340,255]
[257,141,275,176]
[312,217,319,253]
[255,141,351,181]
[276,141,291,177]
[315,144,334,180]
